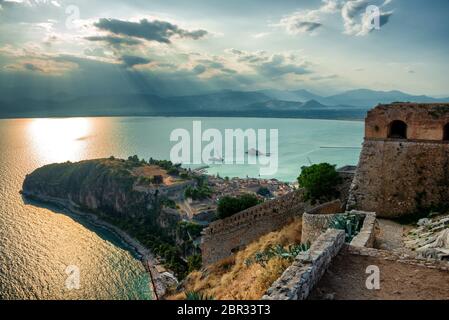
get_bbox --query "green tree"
[217,194,261,219]
[152,175,164,184]
[257,186,271,197]
[187,254,202,273]
[297,163,342,202]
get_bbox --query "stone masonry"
[262,229,345,300]
[348,103,449,218]
[201,190,307,265]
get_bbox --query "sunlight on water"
[27,118,92,163]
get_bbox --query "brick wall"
[200,190,307,266]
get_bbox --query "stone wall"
[348,211,378,248]
[301,209,377,247]
[347,139,449,218]
[262,229,345,300]
[301,200,343,245]
[201,190,307,266]
[336,166,356,206]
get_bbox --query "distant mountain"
[244,100,304,111]
[169,90,270,111]
[261,88,449,108]
[0,88,447,120]
[257,89,321,102]
[322,89,449,107]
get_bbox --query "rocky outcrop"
[405,215,449,260]
[22,158,184,234]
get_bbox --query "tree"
[217,194,261,219]
[187,254,202,273]
[297,163,342,203]
[257,186,271,197]
[152,175,164,185]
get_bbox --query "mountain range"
[1,88,448,120]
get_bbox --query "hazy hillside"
[1,88,447,120]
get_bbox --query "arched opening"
[388,120,407,139]
[443,123,449,141]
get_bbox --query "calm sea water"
[0,116,363,300]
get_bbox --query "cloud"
[257,54,310,77]
[342,0,394,36]
[85,35,142,47]
[193,64,207,74]
[189,57,237,77]
[120,55,151,68]
[277,0,394,36]
[277,0,340,35]
[310,74,339,81]
[5,58,78,75]
[84,47,107,58]
[227,49,311,78]
[0,0,62,24]
[93,18,208,44]
[23,62,44,73]
[252,32,271,39]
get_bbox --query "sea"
[0,116,363,299]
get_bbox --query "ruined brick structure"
[348,103,449,218]
[201,190,308,265]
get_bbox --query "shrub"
[152,175,164,185]
[217,194,261,219]
[184,185,212,200]
[185,291,214,300]
[330,213,364,242]
[187,255,202,273]
[297,163,342,202]
[257,186,271,197]
[244,243,310,267]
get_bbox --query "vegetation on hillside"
[244,243,310,267]
[297,163,342,203]
[168,218,304,300]
[217,194,261,219]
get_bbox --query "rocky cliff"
[22,158,185,234]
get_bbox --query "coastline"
[20,190,168,300]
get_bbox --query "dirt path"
[310,252,449,300]
[375,219,406,251]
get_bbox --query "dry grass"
[168,217,303,300]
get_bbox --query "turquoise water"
[0,116,363,299]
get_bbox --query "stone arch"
[443,123,449,141]
[388,120,407,139]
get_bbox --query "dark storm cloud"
[94,18,208,44]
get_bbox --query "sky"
[0,0,448,100]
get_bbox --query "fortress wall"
[348,139,449,218]
[201,190,307,266]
